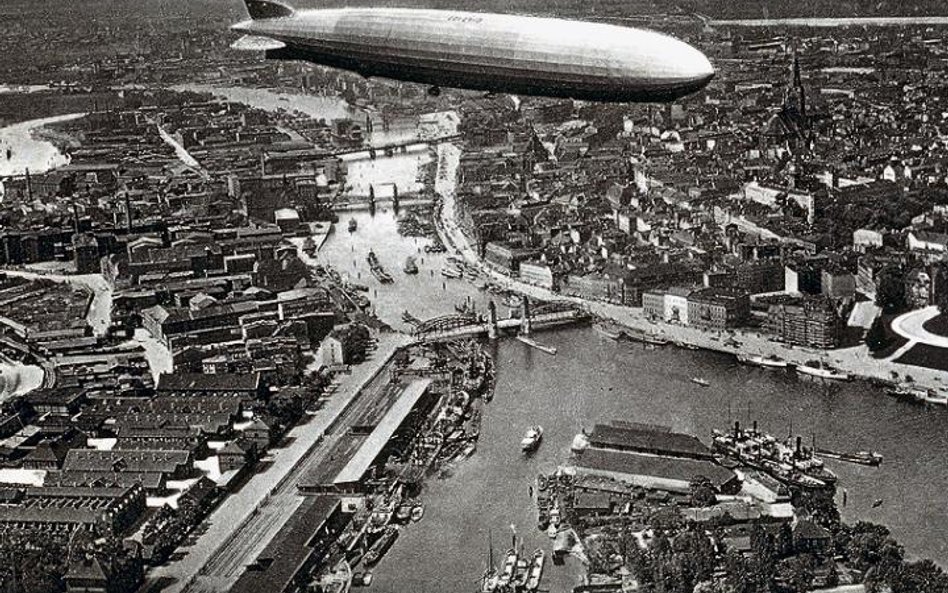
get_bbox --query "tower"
[487,301,498,340]
[520,296,532,336]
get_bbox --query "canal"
[313,209,948,592]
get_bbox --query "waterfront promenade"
[149,331,411,593]
[433,143,948,394]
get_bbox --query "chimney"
[124,193,132,232]
[796,436,802,455]
[734,421,740,439]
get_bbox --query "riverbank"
[0,112,85,179]
[432,142,946,394]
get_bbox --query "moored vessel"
[796,360,850,381]
[521,425,543,452]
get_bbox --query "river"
[711,16,948,27]
[0,112,84,180]
[311,208,948,592]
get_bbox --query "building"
[518,260,555,289]
[766,296,842,349]
[821,264,856,299]
[0,484,146,535]
[571,447,740,494]
[230,495,346,593]
[483,241,540,271]
[317,323,370,367]
[686,288,750,330]
[642,287,695,324]
[587,422,714,461]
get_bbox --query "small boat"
[363,527,398,566]
[921,392,948,406]
[525,549,545,592]
[796,360,851,381]
[521,425,543,452]
[691,377,710,387]
[739,354,789,368]
[348,218,358,232]
[517,335,557,355]
[441,266,462,279]
[394,504,413,524]
[403,256,418,274]
[816,448,883,466]
[410,504,424,522]
[594,322,624,341]
[570,432,590,453]
[872,499,884,508]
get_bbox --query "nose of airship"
[675,39,715,87]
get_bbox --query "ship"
[498,548,518,587]
[403,256,418,274]
[738,354,789,368]
[367,250,394,283]
[796,360,850,381]
[363,527,399,566]
[711,421,837,489]
[441,265,463,279]
[815,448,883,466]
[691,377,710,387]
[348,218,357,232]
[521,426,543,452]
[594,321,625,341]
[525,549,545,592]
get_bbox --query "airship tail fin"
[244,0,295,19]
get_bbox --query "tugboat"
[403,256,418,275]
[348,218,358,232]
[521,426,543,453]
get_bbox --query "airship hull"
[234,8,715,103]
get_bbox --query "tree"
[935,262,948,314]
[875,266,906,313]
[865,317,890,352]
[689,475,717,507]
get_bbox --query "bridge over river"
[410,297,590,343]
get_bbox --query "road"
[149,331,411,593]
[433,142,948,394]
[891,306,947,348]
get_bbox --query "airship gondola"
[232,0,714,103]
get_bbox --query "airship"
[231,0,714,103]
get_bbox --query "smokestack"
[796,436,802,455]
[752,420,757,434]
[734,421,740,439]
[124,194,132,232]
[25,168,32,201]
